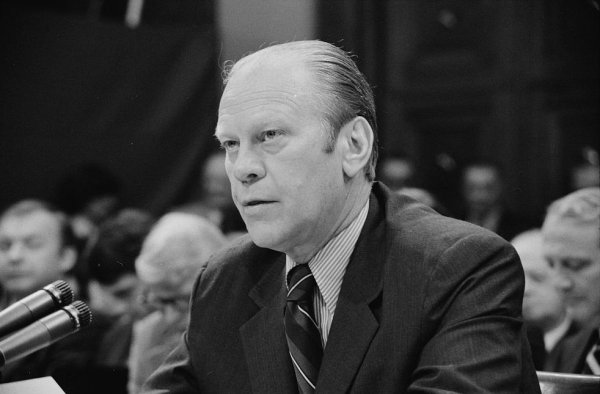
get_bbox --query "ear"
[337,116,374,179]
[58,246,77,274]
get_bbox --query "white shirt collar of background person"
[286,200,369,346]
[544,314,572,352]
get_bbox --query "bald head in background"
[136,212,226,296]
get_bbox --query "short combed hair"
[0,199,77,250]
[222,40,379,181]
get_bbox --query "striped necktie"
[582,329,600,375]
[284,264,323,393]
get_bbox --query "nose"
[6,242,24,265]
[554,271,573,293]
[231,146,266,185]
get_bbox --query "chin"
[246,225,286,252]
[5,281,36,295]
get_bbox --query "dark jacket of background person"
[143,183,540,393]
[546,325,599,373]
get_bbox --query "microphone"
[0,300,92,367]
[0,280,73,339]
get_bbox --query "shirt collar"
[286,200,369,315]
[544,315,572,352]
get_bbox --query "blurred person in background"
[176,151,246,239]
[0,200,78,303]
[511,229,576,370]
[85,208,155,394]
[378,153,415,191]
[0,199,95,391]
[541,187,600,374]
[460,160,538,241]
[128,212,226,394]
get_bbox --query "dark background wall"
[320,0,599,216]
[0,1,220,213]
[1,0,598,218]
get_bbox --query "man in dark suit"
[143,40,540,393]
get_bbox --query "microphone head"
[43,280,74,306]
[64,300,93,330]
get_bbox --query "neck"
[288,180,372,263]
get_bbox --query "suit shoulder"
[193,234,281,293]
[387,199,510,253]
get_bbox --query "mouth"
[241,199,275,207]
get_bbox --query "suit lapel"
[240,254,298,393]
[317,191,386,393]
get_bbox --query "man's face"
[215,56,348,260]
[520,245,566,328]
[462,166,502,213]
[544,223,600,325]
[0,210,71,296]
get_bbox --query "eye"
[562,258,590,272]
[0,239,10,252]
[260,129,284,142]
[219,139,239,152]
[24,237,44,250]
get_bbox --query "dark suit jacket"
[546,325,598,374]
[143,183,540,393]
[544,320,580,372]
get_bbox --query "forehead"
[217,54,319,128]
[465,167,498,183]
[543,222,600,259]
[513,236,545,268]
[0,210,62,238]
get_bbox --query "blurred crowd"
[0,148,598,392]
[0,154,237,393]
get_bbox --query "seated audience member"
[85,208,155,394]
[541,187,599,374]
[143,40,540,393]
[512,229,576,370]
[128,212,226,394]
[460,160,538,241]
[0,200,94,391]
